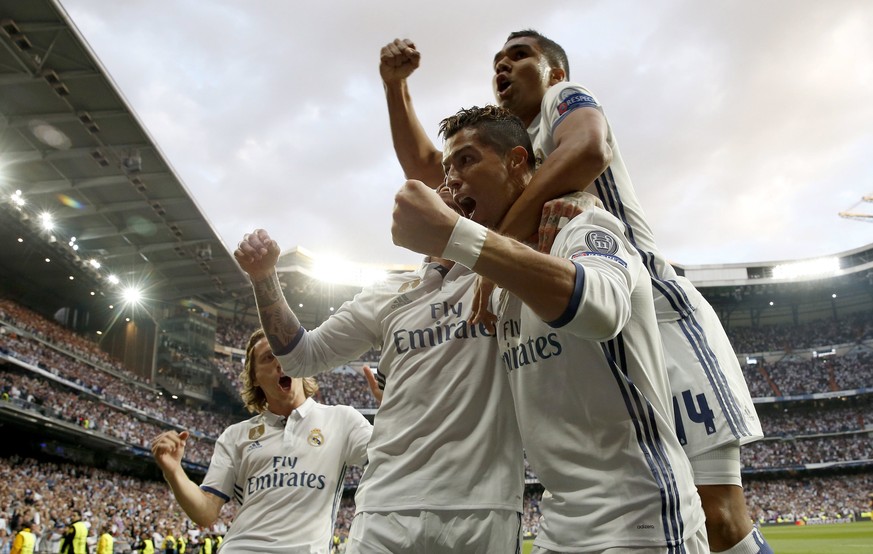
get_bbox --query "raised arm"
[151,431,224,527]
[392,180,635,336]
[380,38,445,187]
[234,229,302,356]
[497,107,611,240]
[392,180,574,321]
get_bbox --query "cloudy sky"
[58,0,873,269]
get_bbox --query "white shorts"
[346,509,522,554]
[531,525,708,554]
[660,292,763,458]
[689,443,743,487]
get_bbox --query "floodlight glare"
[107,274,120,285]
[772,257,839,280]
[312,255,388,286]
[122,287,142,305]
[89,259,101,269]
[40,212,54,231]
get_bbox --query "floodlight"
[107,274,120,285]
[772,257,839,279]
[122,287,142,305]
[312,255,388,286]
[89,259,101,269]
[40,212,54,231]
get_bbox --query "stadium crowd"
[3,453,871,552]
[726,310,873,354]
[742,351,873,397]
[3,296,873,549]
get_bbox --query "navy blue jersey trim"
[677,314,749,439]
[601,337,685,548]
[547,262,585,328]
[594,168,695,318]
[594,165,750,440]
[327,464,348,553]
[200,485,230,503]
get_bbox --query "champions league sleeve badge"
[584,230,618,254]
[248,423,265,440]
[570,230,628,267]
[307,428,325,447]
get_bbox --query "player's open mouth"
[279,375,292,392]
[455,196,476,219]
[496,75,512,96]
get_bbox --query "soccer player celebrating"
[151,329,372,553]
[381,32,770,554]
[392,104,708,553]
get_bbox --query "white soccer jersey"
[278,262,524,513]
[531,82,762,457]
[498,208,705,551]
[200,398,371,553]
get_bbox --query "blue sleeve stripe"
[547,262,585,328]
[200,485,230,503]
[275,326,306,356]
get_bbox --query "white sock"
[713,527,773,554]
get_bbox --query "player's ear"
[508,146,529,172]
[548,67,565,86]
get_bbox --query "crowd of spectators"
[0,368,215,466]
[520,471,873,536]
[0,307,236,438]
[314,368,379,410]
[726,311,873,354]
[3,298,873,546]
[0,455,234,553]
[215,316,255,352]
[744,473,873,524]
[742,351,873,397]
[757,398,872,436]
[3,453,870,551]
[742,435,873,468]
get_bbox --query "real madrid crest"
[398,278,421,293]
[248,423,265,440]
[307,428,325,447]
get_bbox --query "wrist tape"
[441,216,489,269]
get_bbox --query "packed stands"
[3,295,873,548]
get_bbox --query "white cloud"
[59,0,873,267]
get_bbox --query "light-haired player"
[234,186,589,552]
[381,32,769,554]
[234,215,525,553]
[393,105,708,553]
[151,329,372,553]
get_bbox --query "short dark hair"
[507,29,569,80]
[438,105,535,170]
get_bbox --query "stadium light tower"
[839,193,873,222]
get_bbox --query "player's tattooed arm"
[252,272,301,356]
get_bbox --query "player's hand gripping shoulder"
[469,191,604,330]
[234,229,281,280]
[392,180,459,257]
[537,191,603,253]
[379,38,421,84]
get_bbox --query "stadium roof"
[0,0,250,314]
